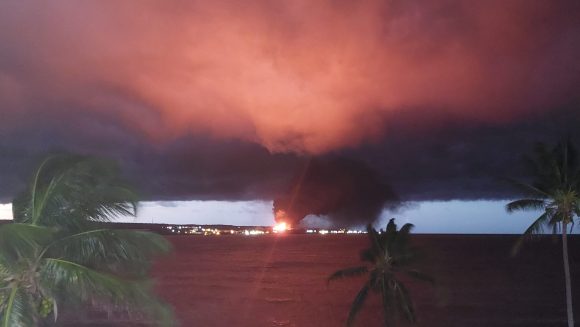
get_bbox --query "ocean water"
[144,234,580,327]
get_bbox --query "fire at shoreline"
[157,224,365,236]
[273,222,289,233]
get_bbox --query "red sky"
[0,0,580,212]
[1,0,579,153]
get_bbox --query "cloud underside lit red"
[1,0,579,153]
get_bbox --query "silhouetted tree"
[0,155,174,326]
[506,140,580,327]
[328,219,433,327]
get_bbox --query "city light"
[161,224,365,236]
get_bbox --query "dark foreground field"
[147,234,580,327]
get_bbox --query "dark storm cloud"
[0,125,303,203]
[1,107,579,210]
[0,0,579,216]
[344,106,580,201]
[124,135,302,201]
[272,157,399,227]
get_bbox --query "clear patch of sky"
[378,200,539,234]
[119,200,275,226]
[0,199,543,234]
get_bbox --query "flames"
[273,222,289,233]
[273,210,290,233]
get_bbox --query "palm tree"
[0,154,174,326]
[506,140,580,327]
[328,219,433,327]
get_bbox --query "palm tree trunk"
[562,221,574,327]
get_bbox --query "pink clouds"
[0,0,578,153]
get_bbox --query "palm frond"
[397,223,414,238]
[552,221,561,235]
[0,260,9,279]
[18,154,139,229]
[33,174,66,225]
[511,212,549,256]
[367,269,380,290]
[3,154,174,326]
[333,219,429,327]
[39,258,173,324]
[346,283,370,327]
[328,266,368,284]
[0,286,35,327]
[549,212,565,227]
[506,199,546,213]
[391,223,414,260]
[40,258,138,302]
[383,219,399,251]
[46,229,171,275]
[366,224,383,258]
[573,205,580,218]
[380,278,393,327]
[393,280,416,323]
[11,193,31,224]
[0,224,54,261]
[70,184,138,222]
[386,219,397,234]
[521,211,550,236]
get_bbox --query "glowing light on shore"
[0,203,13,220]
[244,230,265,236]
[273,222,289,233]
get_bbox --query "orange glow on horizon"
[273,222,289,233]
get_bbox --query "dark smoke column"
[273,157,399,227]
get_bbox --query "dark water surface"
[148,234,580,327]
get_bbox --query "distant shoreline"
[1,220,575,237]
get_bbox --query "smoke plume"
[273,157,398,227]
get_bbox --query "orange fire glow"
[273,222,289,233]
